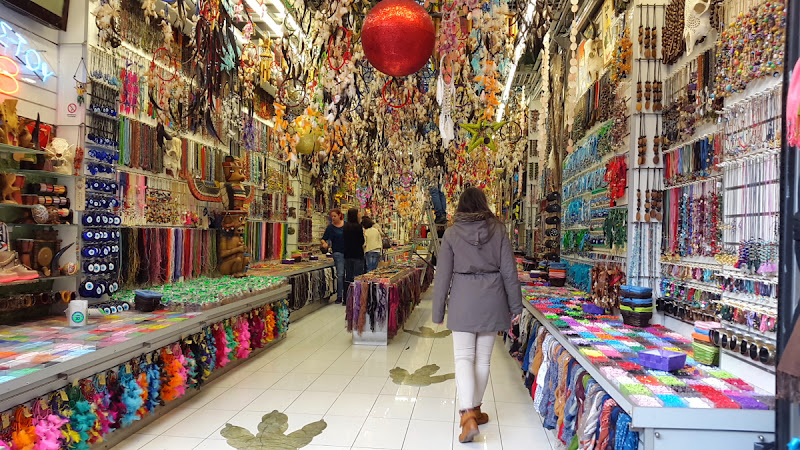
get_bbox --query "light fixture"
[243,0,283,37]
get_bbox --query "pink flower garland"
[235,318,251,359]
[214,325,231,368]
[32,414,68,450]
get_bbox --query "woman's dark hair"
[346,208,360,224]
[457,187,493,215]
[361,216,374,229]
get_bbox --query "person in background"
[343,208,365,303]
[321,209,345,304]
[432,187,522,443]
[362,215,382,272]
[429,186,447,224]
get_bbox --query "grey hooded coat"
[432,218,523,332]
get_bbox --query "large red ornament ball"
[361,0,435,77]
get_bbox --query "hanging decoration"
[361,0,436,77]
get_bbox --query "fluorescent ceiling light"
[497,0,536,121]
[244,0,283,36]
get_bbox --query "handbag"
[382,236,392,249]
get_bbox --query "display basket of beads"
[693,340,720,366]
[133,290,163,312]
[620,285,652,299]
[549,263,566,287]
[620,309,652,327]
[638,348,687,372]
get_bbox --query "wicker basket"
[621,309,652,327]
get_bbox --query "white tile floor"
[112,290,554,450]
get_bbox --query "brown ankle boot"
[458,409,479,443]
[474,404,489,425]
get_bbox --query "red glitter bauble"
[361,0,435,77]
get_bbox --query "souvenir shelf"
[0,284,292,448]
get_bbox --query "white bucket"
[67,300,88,327]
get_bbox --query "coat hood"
[448,219,499,248]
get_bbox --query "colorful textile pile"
[346,265,424,339]
[0,301,290,448]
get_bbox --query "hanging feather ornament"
[119,367,144,427]
[11,407,37,450]
[32,414,68,450]
[213,324,231,368]
[66,388,97,450]
[159,347,187,403]
[235,316,251,359]
[250,311,265,349]
[224,321,238,362]
[181,342,199,389]
[203,327,218,372]
[265,308,276,342]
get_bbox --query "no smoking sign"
[67,102,77,117]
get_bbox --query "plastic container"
[638,349,687,371]
[582,302,606,315]
[134,290,163,312]
[620,285,653,299]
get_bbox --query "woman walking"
[343,208,366,301]
[432,187,522,443]
[362,216,382,272]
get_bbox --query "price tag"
[98,373,106,386]
[2,413,10,429]
[59,390,68,401]
[23,407,31,418]
[146,353,152,364]
[166,347,172,355]
[125,363,132,373]
[72,378,79,387]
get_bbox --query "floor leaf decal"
[390,364,455,386]
[403,326,452,338]
[220,410,326,449]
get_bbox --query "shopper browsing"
[321,209,345,304]
[342,208,366,304]
[432,187,523,443]
[361,215,382,272]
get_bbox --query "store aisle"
[112,291,554,450]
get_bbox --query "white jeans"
[453,331,495,411]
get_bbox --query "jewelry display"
[714,0,785,99]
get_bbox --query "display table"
[0,284,291,447]
[515,283,774,449]
[346,264,424,345]
[250,259,336,321]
